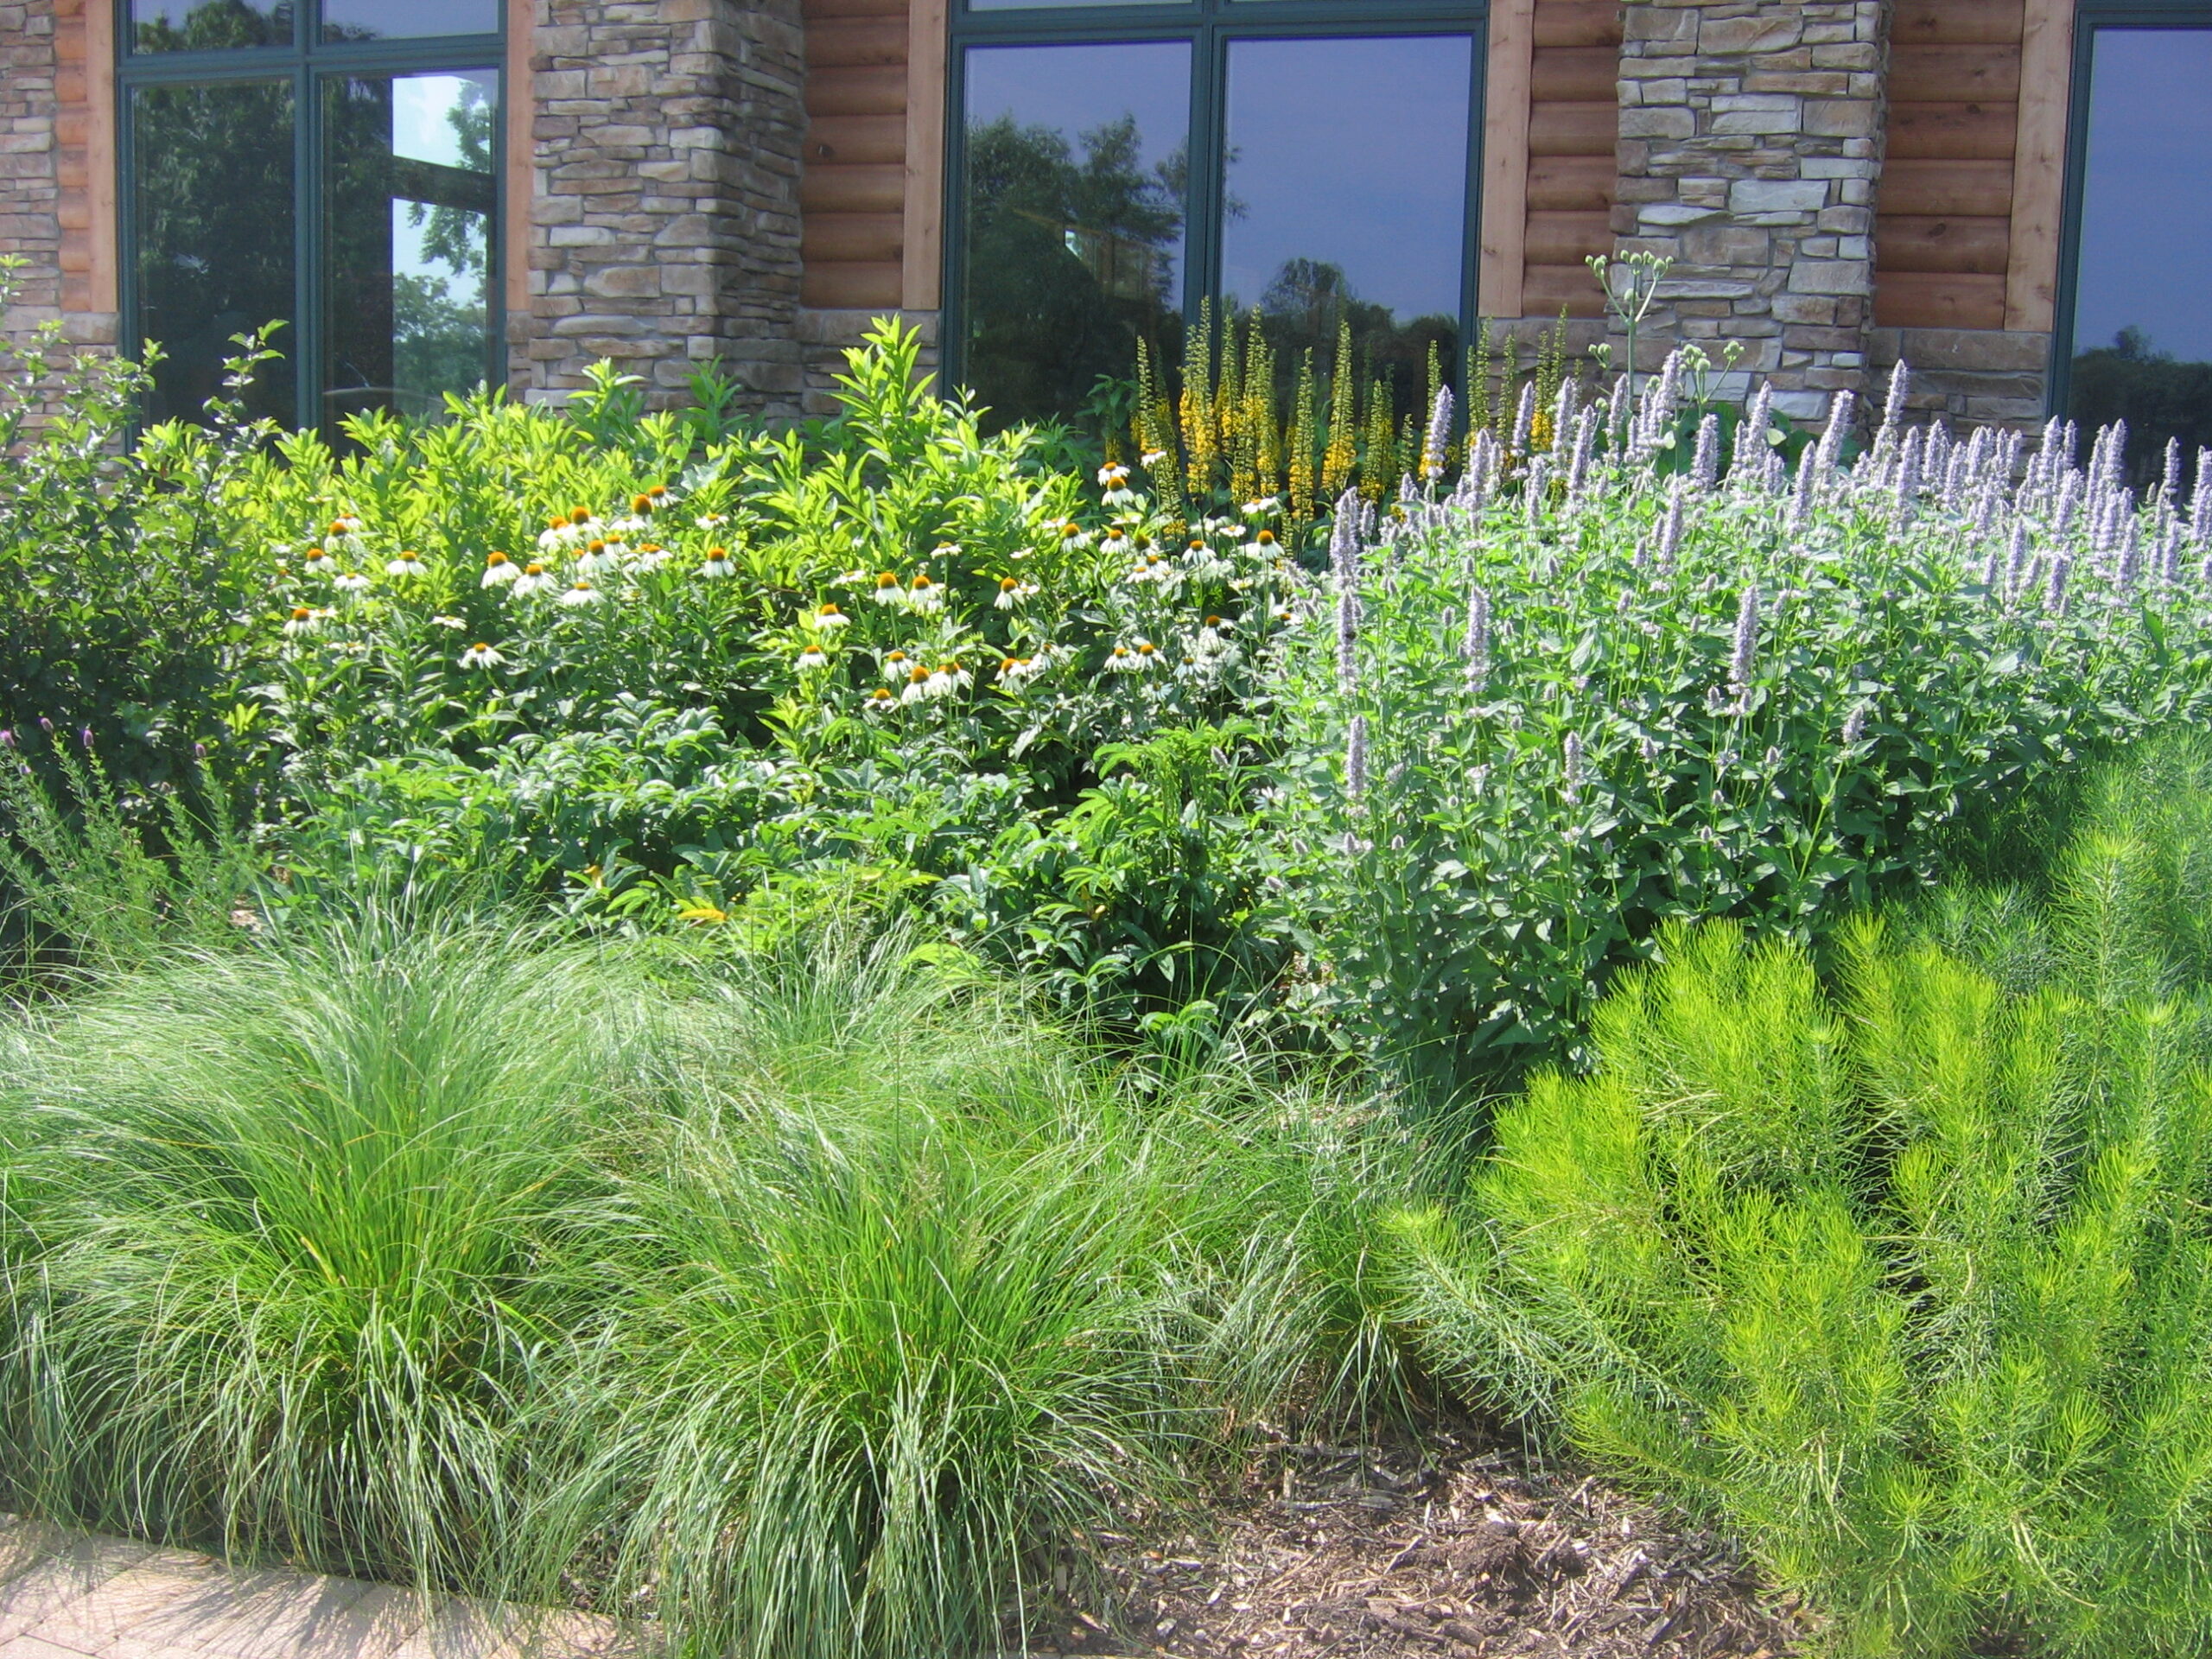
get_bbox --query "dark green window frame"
[114,0,506,432]
[2051,0,2211,418]
[940,0,1490,395]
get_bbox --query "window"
[118,0,503,431]
[945,0,1482,429]
[2058,0,2212,483]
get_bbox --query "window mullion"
[296,59,316,431]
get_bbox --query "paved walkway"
[0,1522,636,1659]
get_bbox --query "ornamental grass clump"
[1392,737,2212,1657]
[0,907,639,1595]
[1276,359,2212,1092]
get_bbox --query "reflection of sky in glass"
[323,0,498,38]
[2074,29,2212,363]
[964,42,1191,296]
[390,73,493,292]
[1219,36,1471,324]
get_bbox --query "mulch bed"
[1043,1417,1811,1658]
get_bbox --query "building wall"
[0,0,2097,432]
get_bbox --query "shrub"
[1272,365,2212,1092]
[1393,738,2212,1656]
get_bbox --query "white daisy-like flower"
[537,522,583,554]
[1197,615,1234,655]
[282,606,326,636]
[1132,639,1163,671]
[699,547,735,580]
[1057,520,1093,551]
[558,579,601,607]
[1243,496,1281,519]
[385,553,429,578]
[796,645,830,672]
[607,518,649,540]
[1099,529,1132,559]
[458,642,505,670]
[900,664,932,704]
[834,568,870,587]
[923,660,969,698]
[512,561,557,596]
[1140,448,1168,469]
[626,543,672,575]
[334,572,371,593]
[431,614,467,630]
[696,513,729,531]
[809,603,850,632]
[1103,644,1141,674]
[862,686,897,715]
[994,577,1038,611]
[1097,463,1129,488]
[322,515,365,554]
[574,541,619,576]
[906,573,944,614]
[872,572,904,607]
[1242,527,1280,559]
[481,551,519,587]
[301,546,334,575]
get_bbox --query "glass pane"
[323,0,500,42]
[130,79,296,426]
[322,71,500,428]
[958,41,1190,429]
[2067,28,2212,486]
[130,0,291,52]
[1220,35,1470,407]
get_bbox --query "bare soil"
[1044,1417,1811,1659]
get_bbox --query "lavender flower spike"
[1346,715,1370,800]
[1510,382,1536,457]
[1421,385,1454,482]
[1815,389,1854,478]
[1464,587,1491,688]
[1691,412,1719,493]
[1335,581,1360,690]
[1728,582,1761,703]
[1562,730,1584,804]
[1881,359,1910,440]
[2046,551,2074,615]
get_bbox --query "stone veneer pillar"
[1612,0,1888,418]
[515,0,810,416]
[0,0,63,342]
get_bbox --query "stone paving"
[0,1522,637,1659]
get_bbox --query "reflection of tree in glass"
[1250,257,1456,412]
[963,113,1184,431]
[2070,327,2212,489]
[130,79,296,426]
[323,75,495,426]
[130,0,289,52]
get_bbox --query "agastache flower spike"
[1346,715,1370,801]
[1562,731,1584,804]
[2162,437,2183,508]
[1842,702,1869,746]
[2193,449,2212,544]
[1879,359,1910,446]
[1691,412,1719,493]
[1890,426,1921,534]
[1657,478,1685,572]
[1464,587,1491,689]
[2046,552,2074,615]
[1523,457,1549,529]
[1814,389,1854,478]
[1565,410,1596,511]
[2055,469,2082,537]
[1732,384,1772,484]
[1510,382,1536,457]
[1606,372,1633,449]
[1421,385,1454,482]
[1550,380,1576,458]
[1728,582,1761,706]
[2004,519,2031,599]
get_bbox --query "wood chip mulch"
[1040,1417,1813,1659]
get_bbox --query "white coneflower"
[431,614,466,630]
[690,547,732,580]
[696,512,728,531]
[559,580,601,607]
[1421,385,1454,481]
[575,539,618,575]
[1728,582,1761,705]
[796,645,830,672]
[458,642,505,670]
[1464,586,1491,690]
[512,561,556,596]
[992,576,1028,610]
[809,602,849,632]
[900,664,932,704]
[333,571,371,593]
[1562,730,1584,804]
[906,573,944,614]
[282,606,323,636]
[862,686,897,715]
[385,552,428,578]
[301,545,333,575]
[926,659,971,695]
[1346,715,1370,800]
[1097,461,1130,489]
[324,514,365,554]
[481,550,519,587]
[627,543,673,575]
[1196,614,1233,656]
[1243,495,1281,519]
[1131,639,1163,672]
[1100,527,1133,558]
[1243,526,1279,559]
[872,571,903,607]
[1103,644,1141,674]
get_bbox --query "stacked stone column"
[1612,0,1887,418]
[516,0,810,416]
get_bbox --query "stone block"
[1803,98,1876,137]
[1621,107,1696,139]
[1713,107,1802,136]
[1730,178,1829,213]
[1699,12,1802,54]
[1639,201,1726,226]
[1788,259,1871,295]
[1681,223,1772,265]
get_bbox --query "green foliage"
[1395,736,2212,1656]
[0,913,1405,1649]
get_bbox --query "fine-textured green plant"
[1394,736,2212,1657]
[0,911,1406,1650]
